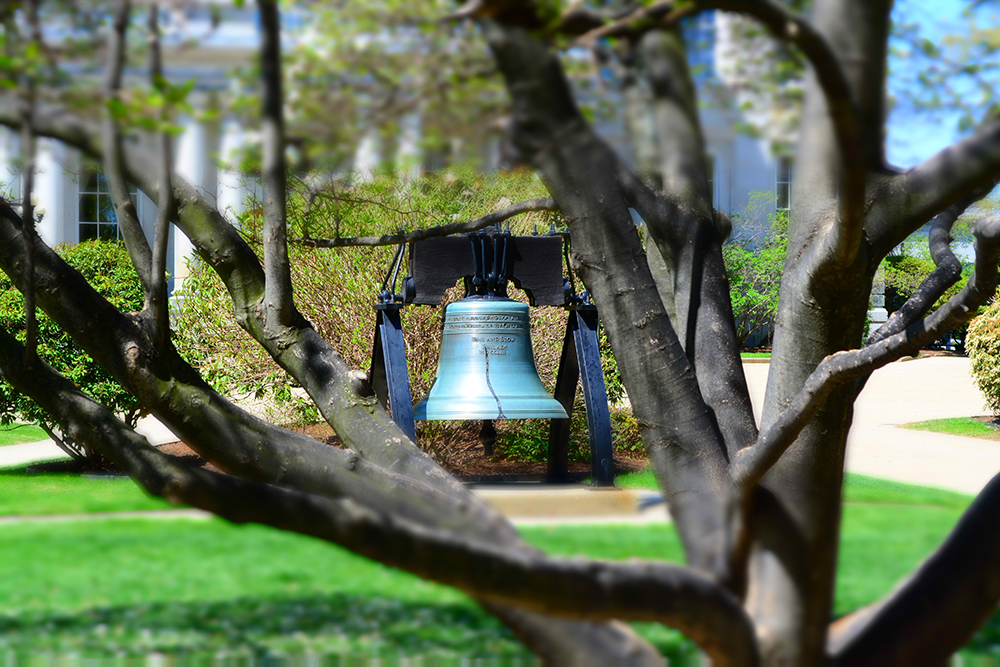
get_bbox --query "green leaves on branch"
[105,79,195,136]
[722,192,787,347]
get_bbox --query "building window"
[78,165,137,241]
[776,156,793,210]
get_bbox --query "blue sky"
[886,0,998,168]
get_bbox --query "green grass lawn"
[0,467,994,662]
[901,416,1000,441]
[0,423,48,447]
[0,470,176,515]
[616,468,975,508]
[740,351,771,359]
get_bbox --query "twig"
[259,0,294,329]
[148,4,173,349]
[304,198,558,248]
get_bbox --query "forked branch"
[732,215,1000,490]
[868,119,1000,252]
[576,0,864,264]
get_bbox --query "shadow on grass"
[0,593,531,661]
[0,593,707,664]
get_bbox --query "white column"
[397,113,422,182]
[33,138,68,246]
[0,127,20,200]
[353,132,380,182]
[172,117,218,287]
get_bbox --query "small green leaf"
[106,98,128,120]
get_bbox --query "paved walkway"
[743,355,997,495]
[2,356,996,522]
[0,417,178,469]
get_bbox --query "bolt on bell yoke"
[412,229,568,421]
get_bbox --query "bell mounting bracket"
[368,229,616,486]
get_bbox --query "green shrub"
[172,168,643,459]
[878,253,974,348]
[966,300,1000,415]
[0,241,145,454]
[723,193,787,347]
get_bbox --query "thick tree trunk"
[745,0,891,659]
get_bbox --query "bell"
[413,296,568,420]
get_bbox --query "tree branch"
[148,3,173,350]
[867,190,987,345]
[0,91,516,527]
[867,119,1000,255]
[302,198,558,248]
[732,214,1000,490]
[577,0,865,265]
[259,0,295,330]
[103,0,155,289]
[20,0,40,367]
[484,20,749,590]
[828,469,1000,663]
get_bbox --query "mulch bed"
[28,421,647,479]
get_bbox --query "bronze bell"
[412,295,568,421]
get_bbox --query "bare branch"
[258,0,294,330]
[0,92,485,510]
[103,0,154,288]
[732,215,1000,490]
[828,469,1000,663]
[148,3,172,349]
[303,198,558,248]
[20,0,39,367]
[867,119,1000,254]
[867,189,989,345]
[712,0,864,265]
[571,2,692,43]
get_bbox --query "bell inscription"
[444,313,527,333]
[412,297,567,421]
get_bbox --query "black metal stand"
[369,233,617,487]
[369,303,416,442]
[547,305,615,486]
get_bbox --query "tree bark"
[484,20,748,591]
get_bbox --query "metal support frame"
[547,305,615,487]
[369,303,416,441]
[369,233,617,487]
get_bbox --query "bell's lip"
[413,398,568,421]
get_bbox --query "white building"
[0,7,794,292]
